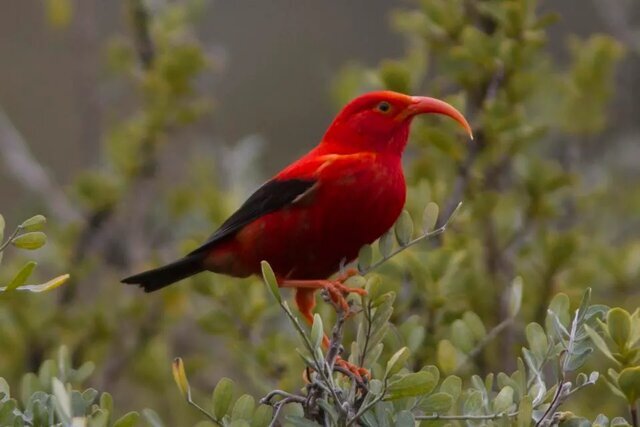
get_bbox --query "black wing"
[188,178,316,255]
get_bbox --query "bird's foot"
[335,356,370,380]
[321,277,367,314]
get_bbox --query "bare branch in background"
[0,107,82,223]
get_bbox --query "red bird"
[123,91,471,372]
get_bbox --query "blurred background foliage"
[0,0,639,425]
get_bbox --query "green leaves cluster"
[0,347,158,427]
[0,213,68,293]
[171,265,615,426]
[587,307,640,408]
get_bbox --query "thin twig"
[260,390,306,406]
[186,395,222,426]
[0,224,22,253]
[416,411,518,421]
[269,397,300,427]
[359,201,463,275]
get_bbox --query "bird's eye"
[375,101,392,114]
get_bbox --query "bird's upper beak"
[406,96,474,140]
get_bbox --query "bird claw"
[321,272,367,313]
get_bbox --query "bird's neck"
[320,121,411,156]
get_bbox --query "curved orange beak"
[407,96,474,140]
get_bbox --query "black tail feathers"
[122,254,205,292]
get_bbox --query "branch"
[359,202,463,275]
[416,411,518,421]
[0,107,81,223]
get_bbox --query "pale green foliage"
[0,347,156,427]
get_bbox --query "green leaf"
[508,277,523,318]
[549,292,570,320]
[384,371,437,400]
[607,308,631,349]
[212,377,235,419]
[88,409,110,427]
[422,202,439,232]
[437,340,459,374]
[310,314,324,350]
[463,311,487,341]
[492,386,514,413]
[231,395,255,421]
[20,215,46,232]
[463,389,483,415]
[260,261,281,303]
[11,232,47,250]
[379,229,394,258]
[576,288,592,323]
[385,347,410,378]
[394,410,414,427]
[113,412,140,427]
[252,404,273,427]
[451,319,475,353]
[358,244,373,271]
[99,392,113,413]
[394,210,413,246]
[419,392,453,413]
[6,261,37,291]
[525,322,548,359]
[440,375,462,402]
[593,414,609,427]
[584,324,619,365]
[611,417,632,426]
[52,378,71,423]
[517,395,532,427]
[618,366,640,404]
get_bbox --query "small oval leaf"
[311,314,324,350]
[260,261,281,303]
[394,210,413,246]
[422,202,439,232]
[378,229,394,258]
[11,232,47,250]
[212,377,235,419]
[607,308,631,349]
[20,215,47,232]
[385,347,410,378]
[358,244,373,271]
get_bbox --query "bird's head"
[322,91,473,155]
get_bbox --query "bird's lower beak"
[407,96,474,140]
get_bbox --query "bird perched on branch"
[123,90,472,375]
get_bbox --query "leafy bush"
[1,0,638,426]
[0,347,160,427]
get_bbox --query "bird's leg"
[290,286,370,380]
[280,270,366,314]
